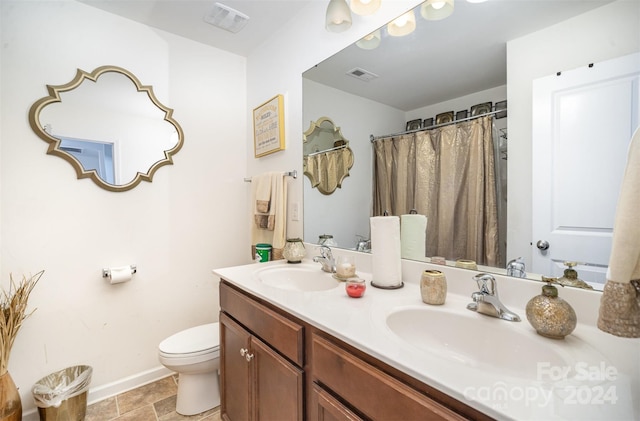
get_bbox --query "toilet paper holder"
[102,264,137,278]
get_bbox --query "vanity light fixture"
[204,2,249,33]
[421,0,454,21]
[356,29,381,49]
[387,9,416,37]
[326,0,352,33]
[350,0,381,16]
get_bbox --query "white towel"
[255,174,272,214]
[252,172,279,230]
[251,172,288,260]
[400,213,428,260]
[598,127,640,338]
[606,127,640,283]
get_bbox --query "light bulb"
[326,0,352,32]
[350,0,381,16]
[421,0,454,21]
[387,10,416,37]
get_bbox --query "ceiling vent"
[204,2,250,33]
[346,67,379,82]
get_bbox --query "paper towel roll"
[108,266,133,284]
[401,214,427,260]
[370,216,402,287]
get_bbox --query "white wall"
[1,0,248,415]
[246,0,425,247]
[405,85,507,123]
[506,0,640,267]
[303,79,404,248]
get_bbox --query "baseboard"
[22,366,173,421]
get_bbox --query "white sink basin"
[254,263,340,292]
[385,305,595,380]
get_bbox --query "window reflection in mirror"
[58,136,115,184]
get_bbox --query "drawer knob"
[240,348,254,362]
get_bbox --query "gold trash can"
[32,365,92,421]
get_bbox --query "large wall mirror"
[303,0,638,291]
[29,65,184,192]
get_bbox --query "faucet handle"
[319,245,333,259]
[473,273,497,295]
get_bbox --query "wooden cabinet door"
[311,383,364,421]
[220,313,251,421]
[252,336,304,421]
[312,334,467,421]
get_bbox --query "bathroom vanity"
[214,255,639,420]
[219,280,484,420]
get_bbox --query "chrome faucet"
[467,273,521,322]
[506,257,526,278]
[355,235,371,252]
[313,246,336,273]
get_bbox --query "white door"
[532,52,640,286]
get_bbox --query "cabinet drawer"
[220,281,304,366]
[312,334,467,421]
[311,383,364,421]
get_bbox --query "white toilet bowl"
[158,322,220,416]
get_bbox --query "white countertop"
[213,253,639,421]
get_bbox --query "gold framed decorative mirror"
[303,117,354,195]
[28,65,184,192]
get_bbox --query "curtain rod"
[370,110,505,142]
[305,144,347,157]
[244,170,297,182]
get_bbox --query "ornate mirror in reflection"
[303,117,354,195]
[29,65,184,192]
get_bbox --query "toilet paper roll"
[400,214,427,260]
[108,266,133,284]
[370,216,402,287]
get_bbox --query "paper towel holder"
[102,264,137,278]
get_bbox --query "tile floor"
[85,375,222,421]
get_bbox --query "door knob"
[536,240,550,250]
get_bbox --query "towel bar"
[244,170,297,182]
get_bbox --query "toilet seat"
[159,322,220,358]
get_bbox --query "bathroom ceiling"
[79,0,315,57]
[80,0,615,111]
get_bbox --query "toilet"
[158,322,220,416]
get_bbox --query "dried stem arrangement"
[0,270,44,375]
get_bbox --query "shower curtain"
[373,115,500,266]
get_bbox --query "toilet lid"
[159,322,220,355]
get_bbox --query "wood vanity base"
[219,280,493,421]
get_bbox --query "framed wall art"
[253,94,285,157]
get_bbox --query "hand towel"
[251,172,287,260]
[400,213,427,260]
[252,172,280,230]
[598,127,640,338]
[255,174,272,214]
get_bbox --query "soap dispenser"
[525,276,577,339]
[557,261,593,290]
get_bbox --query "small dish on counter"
[333,273,359,282]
